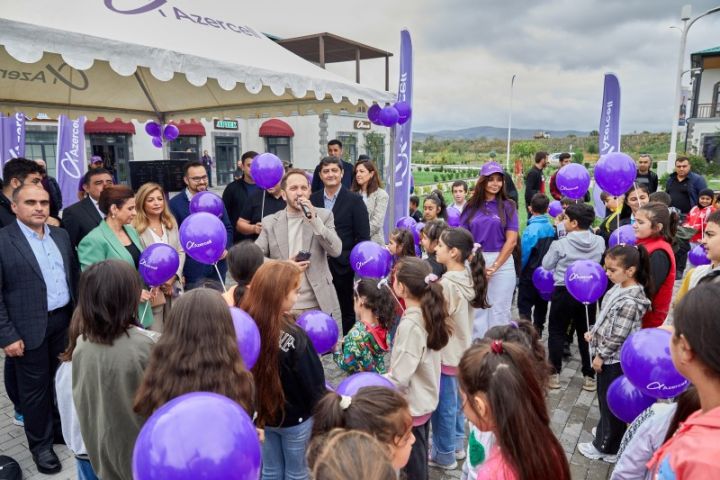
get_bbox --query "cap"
[480,161,503,177]
[90,155,103,164]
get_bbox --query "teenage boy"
[448,180,468,215]
[542,203,605,392]
[409,195,423,222]
[596,192,623,245]
[518,193,556,334]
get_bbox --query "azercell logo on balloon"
[139,259,158,270]
[568,273,593,281]
[186,239,212,250]
[355,258,374,270]
[646,380,689,393]
[103,0,262,38]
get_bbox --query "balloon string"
[140,301,150,327]
[261,191,266,221]
[633,182,643,209]
[585,303,590,334]
[214,263,227,292]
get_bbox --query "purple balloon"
[620,329,690,399]
[133,392,260,480]
[446,207,461,227]
[229,307,261,369]
[556,163,591,200]
[145,121,161,137]
[548,200,563,218]
[379,106,399,127]
[689,244,711,266]
[396,216,417,231]
[395,101,412,125]
[595,152,637,196]
[151,136,163,149]
[250,152,284,189]
[296,310,339,355]
[139,243,180,287]
[532,267,555,294]
[350,241,393,278]
[415,244,422,257]
[607,375,656,424]
[163,124,180,141]
[189,191,224,218]
[565,260,607,304]
[179,212,227,265]
[367,104,382,125]
[609,224,637,247]
[336,372,396,396]
[412,222,425,245]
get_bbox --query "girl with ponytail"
[429,227,489,469]
[222,241,264,307]
[311,387,414,471]
[633,202,679,327]
[578,244,652,463]
[389,256,451,479]
[459,339,570,480]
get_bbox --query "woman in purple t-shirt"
[460,162,519,338]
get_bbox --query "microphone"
[299,201,312,219]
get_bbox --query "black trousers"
[204,165,213,187]
[4,356,21,413]
[547,287,595,378]
[403,421,429,480]
[330,266,355,335]
[593,362,626,454]
[517,277,549,335]
[674,237,690,278]
[12,307,69,453]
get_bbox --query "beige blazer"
[365,188,389,245]
[255,208,342,320]
[137,225,186,283]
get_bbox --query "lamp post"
[667,4,720,174]
[505,74,516,172]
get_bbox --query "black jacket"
[272,325,326,428]
[0,194,15,228]
[635,170,658,194]
[310,187,370,276]
[524,166,545,207]
[61,197,102,248]
[222,179,260,243]
[311,160,354,193]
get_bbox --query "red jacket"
[549,173,562,200]
[637,236,676,328]
[684,205,716,243]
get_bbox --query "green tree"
[587,143,598,154]
[589,130,599,137]
[511,141,543,158]
[363,132,385,170]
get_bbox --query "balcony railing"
[695,103,720,119]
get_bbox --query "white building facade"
[687,46,720,162]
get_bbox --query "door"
[215,136,239,186]
[89,135,130,184]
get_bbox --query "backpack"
[0,456,21,480]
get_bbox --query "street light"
[667,3,720,174]
[505,74,516,172]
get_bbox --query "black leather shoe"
[33,448,61,474]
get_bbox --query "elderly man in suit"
[310,157,370,334]
[256,168,342,320]
[0,185,79,474]
[61,168,114,247]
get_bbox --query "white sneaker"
[577,442,617,463]
[549,373,561,389]
[455,449,466,460]
[583,376,597,392]
[428,458,457,470]
[591,427,597,437]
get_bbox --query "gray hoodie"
[440,269,476,368]
[542,230,606,286]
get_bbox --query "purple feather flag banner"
[593,73,621,217]
[56,115,87,208]
[0,113,26,175]
[391,29,413,231]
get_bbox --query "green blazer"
[77,221,154,327]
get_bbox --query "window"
[713,82,720,117]
[25,130,58,176]
[169,136,200,162]
[336,132,357,162]
[363,132,386,178]
[266,137,291,164]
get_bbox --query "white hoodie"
[440,268,476,369]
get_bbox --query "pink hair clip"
[424,273,439,285]
[490,340,504,354]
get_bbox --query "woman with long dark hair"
[241,260,326,480]
[352,159,389,245]
[461,162,518,337]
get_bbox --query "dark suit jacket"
[311,160,354,193]
[0,222,79,350]
[310,187,370,275]
[61,197,102,247]
[169,191,233,286]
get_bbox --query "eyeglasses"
[189,175,208,182]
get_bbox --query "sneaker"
[591,427,597,437]
[428,458,458,470]
[455,449,466,460]
[549,374,561,389]
[577,442,617,463]
[583,376,597,392]
[12,412,24,427]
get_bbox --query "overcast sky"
[243,1,720,134]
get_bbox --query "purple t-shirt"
[461,200,518,252]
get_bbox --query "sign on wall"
[353,120,371,130]
[214,119,239,130]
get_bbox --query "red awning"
[169,119,206,136]
[259,119,294,137]
[84,117,136,135]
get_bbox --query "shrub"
[433,174,439,182]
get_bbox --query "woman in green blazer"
[78,185,155,327]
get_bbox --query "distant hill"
[414,126,590,141]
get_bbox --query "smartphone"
[294,250,311,262]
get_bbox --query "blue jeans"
[262,418,313,480]
[430,373,466,465]
[76,458,98,480]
